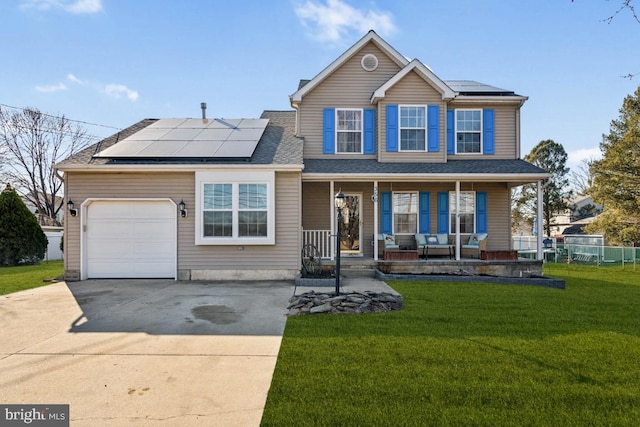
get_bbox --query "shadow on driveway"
[66,279,294,336]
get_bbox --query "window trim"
[335,108,364,154]
[392,191,419,235]
[448,190,476,234]
[398,105,427,152]
[196,171,275,245]
[454,108,483,155]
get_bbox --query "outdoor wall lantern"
[334,190,346,295]
[67,200,77,217]
[178,200,188,218]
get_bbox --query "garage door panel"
[89,203,135,219]
[86,200,176,279]
[133,202,174,218]
[133,262,175,276]
[132,242,174,258]
[133,220,173,237]
[90,221,134,238]
[87,241,134,258]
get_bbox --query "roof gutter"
[301,172,548,182]
[55,163,304,173]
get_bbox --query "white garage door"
[86,200,176,279]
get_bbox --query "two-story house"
[56,31,548,281]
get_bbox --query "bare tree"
[0,107,90,221]
[569,157,596,196]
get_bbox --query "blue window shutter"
[447,109,455,155]
[381,192,392,234]
[437,192,449,234]
[386,104,398,152]
[323,108,335,154]
[483,109,495,155]
[476,191,487,233]
[363,108,375,154]
[427,105,439,152]
[419,192,430,233]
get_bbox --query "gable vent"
[361,54,379,72]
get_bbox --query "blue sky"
[2,0,639,168]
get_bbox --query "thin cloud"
[104,84,139,101]
[568,147,601,169]
[67,73,86,85]
[20,0,102,14]
[295,0,395,45]
[35,82,68,93]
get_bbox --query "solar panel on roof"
[94,118,269,159]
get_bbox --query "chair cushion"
[467,233,487,246]
[426,235,439,244]
[436,233,448,245]
[414,233,426,246]
[383,234,398,248]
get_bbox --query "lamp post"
[334,190,346,295]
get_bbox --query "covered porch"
[301,175,548,271]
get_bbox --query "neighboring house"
[56,31,548,281]
[551,195,602,236]
[22,194,63,226]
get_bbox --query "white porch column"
[373,181,379,261]
[455,181,461,260]
[536,180,544,260]
[330,181,335,261]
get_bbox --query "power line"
[0,102,122,131]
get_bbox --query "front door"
[337,193,362,256]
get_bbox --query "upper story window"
[336,109,363,153]
[456,109,482,154]
[399,106,426,151]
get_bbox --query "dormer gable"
[371,59,456,103]
[290,30,408,106]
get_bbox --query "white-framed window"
[393,192,418,234]
[399,105,426,151]
[336,108,363,153]
[196,171,275,245]
[455,109,482,154]
[449,191,475,233]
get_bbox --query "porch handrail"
[302,229,332,259]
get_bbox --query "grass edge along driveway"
[0,260,64,295]
[262,264,640,426]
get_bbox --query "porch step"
[340,267,377,278]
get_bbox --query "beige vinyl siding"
[378,71,447,163]
[182,171,300,270]
[376,182,511,251]
[64,172,191,274]
[64,171,301,275]
[447,104,519,159]
[299,181,512,256]
[302,181,378,257]
[298,42,402,159]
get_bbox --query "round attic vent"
[361,54,379,72]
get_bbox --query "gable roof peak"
[290,31,409,104]
[371,59,456,103]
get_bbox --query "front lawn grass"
[0,260,64,295]
[262,264,640,426]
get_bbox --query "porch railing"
[302,229,332,259]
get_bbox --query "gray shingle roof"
[302,158,547,175]
[56,111,303,167]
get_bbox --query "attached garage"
[84,200,177,279]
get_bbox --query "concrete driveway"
[0,279,294,426]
